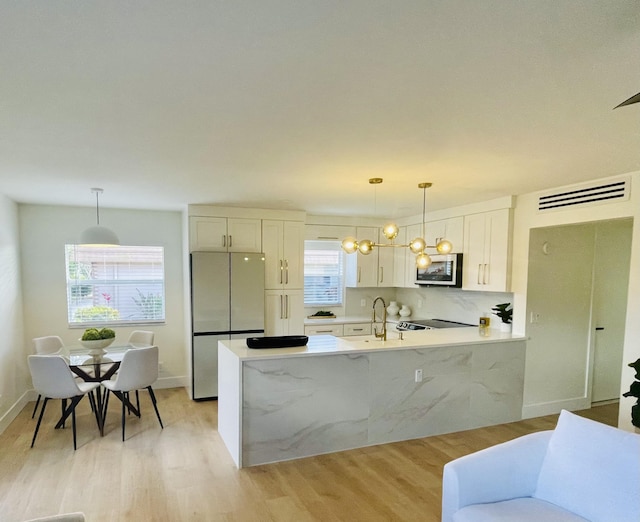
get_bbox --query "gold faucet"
[372,296,387,341]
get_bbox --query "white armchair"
[442,410,640,522]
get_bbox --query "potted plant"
[492,303,513,332]
[622,358,640,430]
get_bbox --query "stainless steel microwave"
[415,253,463,287]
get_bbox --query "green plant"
[132,289,163,320]
[98,327,116,339]
[74,306,120,323]
[81,328,101,340]
[491,302,513,324]
[622,358,640,428]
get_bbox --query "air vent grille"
[538,178,629,212]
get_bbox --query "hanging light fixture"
[341,180,452,267]
[79,188,120,246]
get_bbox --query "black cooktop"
[399,318,476,330]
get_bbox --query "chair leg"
[31,394,41,419]
[102,390,111,428]
[72,401,77,450]
[121,393,126,441]
[31,397,49,448]
[147,386,164,429]
[136,390,140,416]
[60,398,66,429]
[90,391,103,436]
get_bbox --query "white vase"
[499,322,512,333]
[399,305,411,317]
[387,301,400,316]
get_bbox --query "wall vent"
[538,178,630,212]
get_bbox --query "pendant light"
[79,188,120,246]
[341,180,452,267]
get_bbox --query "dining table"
[64,343,151,434]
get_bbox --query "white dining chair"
[127,330,155,346]
[31,336,66,419]
[28,355,101,450]
[101,345,163,441]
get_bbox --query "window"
[65,245,165,326]
[304,240,344,306]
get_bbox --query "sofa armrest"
[441,430,553,522]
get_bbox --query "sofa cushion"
[534,409,640,522]
[453,497,589,522]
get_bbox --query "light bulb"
[382,223,399,240]
[409,237,426,254]
[415,252,432,268]
[358,239,374,255]
[341,237,358,254]
[436,239,453,254]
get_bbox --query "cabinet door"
[189,217,227,252]
[284,289,305,335]
[462,209,511,291]
[283,221,304,289]
[343,322,372,336]
[262,220,284,290]
[265,289,286,336]
[426,217,464,253]
[403,224,422,287]
[227,218,262,253]
[345,227,379,288]
[392,227,407,287]
[305,324,344,336]
[377,229,395,287]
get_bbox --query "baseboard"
[522,396,591,419]
[156,375,187,389]
[0,390,35,435]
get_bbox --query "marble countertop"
[221,328,526,361]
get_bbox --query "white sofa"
[442,410,640,522]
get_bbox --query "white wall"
[511,172,640,430]
[0,194,27,432]
[18,204,187,387]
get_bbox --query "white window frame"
[65,244,166,327]
[303,240,345,307]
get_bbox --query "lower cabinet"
[305,322,372,337]
[265,289,304,336]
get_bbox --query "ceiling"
[1,1,639,219]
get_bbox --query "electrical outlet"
[415,369,423,382]
[361,299,366,307]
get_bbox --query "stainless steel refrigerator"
[190,252,265,400]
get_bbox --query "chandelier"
[341,179,452,268]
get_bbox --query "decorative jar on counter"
[399,305,411,317]
[387,301,400,316]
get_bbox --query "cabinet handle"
[379,267,383,283]
[223,235,226,248]
[284,259,289,285]
[358,266,361,283]
[229,235,232,248]
[316,329,334,333]
[285,294,289,319]
[318,236,339,240]
[352,328,364,332]
[477,264,482,285]
[280,295,284,319]
[279,260,284,285]
[483,263,489,285]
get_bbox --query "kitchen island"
[218,329,526,468]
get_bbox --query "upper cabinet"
[345,226,379,288]
[263,220,305,290]
[425,216,464,253]
[462,209,512,292]
[190,216,262,253]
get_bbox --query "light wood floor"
[0,389,618,522]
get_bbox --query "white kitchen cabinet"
[262,220,305,290]
[376,229,395,288]
[305,224,356,241]
[403,223,422,288]
[425,216,464,253]
[345,227,379,287]
[305,324,344,336]
[462,209,512,292]
[190,216,262,253]
[265,289,305,336]
[343,322,372,336]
